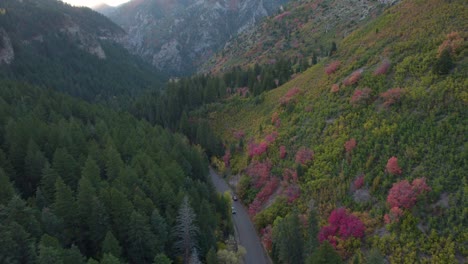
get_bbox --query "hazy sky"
[61,0,130,8]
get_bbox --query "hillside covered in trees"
[199,0,467,262]
[0,0,165,104]
[0,81,234,263]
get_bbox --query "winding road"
[209,168,271,264]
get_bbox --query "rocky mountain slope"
[107,0,290,75]
[0,0,165,102]
[203,0,467,262]
[201,0,401,73]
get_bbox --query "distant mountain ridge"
[107,0,290,75]
[201,0,401,73]
[0,0,165,102]
[92,3,117,16]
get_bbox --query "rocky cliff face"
[107,0,289,75]
[0,0,125,64]
[0,29,14,65]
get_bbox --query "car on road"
[232,194,238,201]
[231,206,237,214]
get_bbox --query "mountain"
[201,0,401,73]
[107,0,290,76]
[192,0,466,262]
[92,3,117,16]
[0,0,165,103]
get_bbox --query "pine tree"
[151,209,168,253]
[308,241,342,264]
[40,163,59,205]
[0,168,14,205]
[272,211,304,264]
[102,231,122,259]
[127,210,157,264]
[53,177,77,245]
[306,207,319,257]
[173,196,199,264]
[153,254,172,264]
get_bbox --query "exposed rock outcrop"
[0,29,14,65]
[107,0,289,75]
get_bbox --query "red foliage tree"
[271,112,279,125]
[248,141,268,157]
[325,61,341,75]
[248,199,262,216]
[387,180,416,209]
[353,175,364,190]
[344,138,357,153]
[330,83,340,93]
[343,69,363,86]
[438,31,463,57]
[246,161,272,188]
[284,184,300,203]
[261,225,273,251]
[380,88,404,107]
[282,168,298,183]
[279,87,301,106]
[279,145,287,159]
[223,150,231,168]
[412,177,431,196]
[318,208,365,248]
[384,207,404,224]
[295,147,314,165]
[387,177,431,212]
[373,59,391,76]
[255,178,279,205]
[265,131,278,144]
[386,156,402,175]
[350,88,372,104]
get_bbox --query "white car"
[231,206,237,214]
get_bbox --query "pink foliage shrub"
[344,138,357,153]
[255,178,279,205]
[295,147,314,165]
[386,156,402,175]
[343,69,363,86]
[279,145,287,159]
[249,178,279,216]
[411,177,431,196]
[284,184,300,203]
[282,168,298,183]
[438,31,464,57]
[279,87,301,106]
[265,131,278,144]
[223,150,231,168]
[235,87,249,97]
[318,208,365,247]
[246,161,272,188]
[384,207,404,224]
[380,88,404,107]
[248,199,262,216]
[373,59,391,76]
[350,88,372,104]
[387,180,415,209]
[271,112,279,125]
[248,141,268,157]
[330,83,340,93]
[387,177,430,209]
[274,11,291,21]
[261,225,273,251]
[325,61,341,75]
[353,175,364,190]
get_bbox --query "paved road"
[209,168,271,264]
